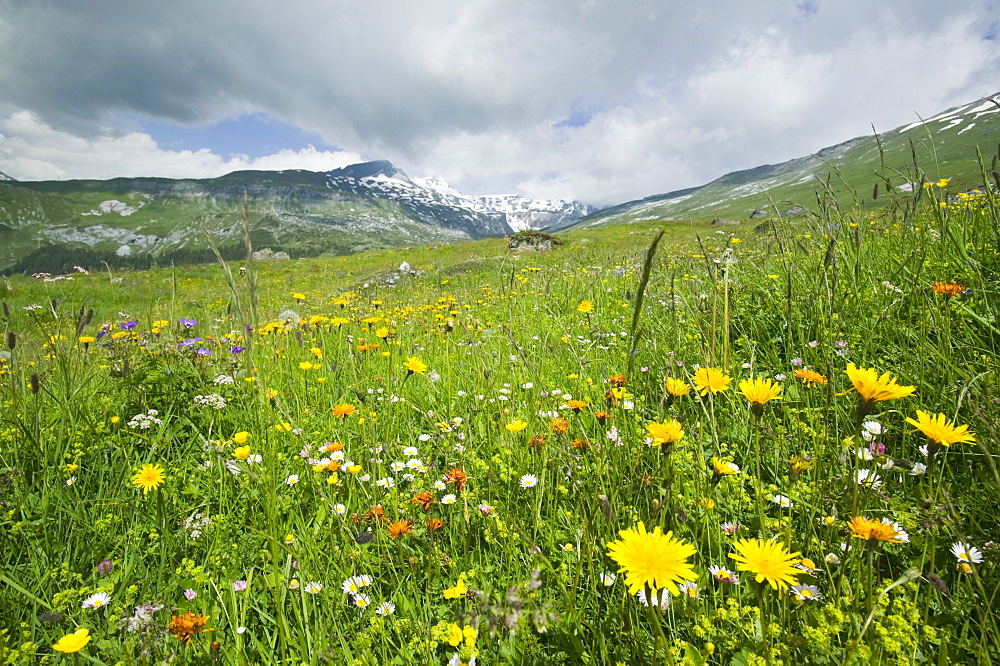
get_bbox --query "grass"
[0,162,998,665]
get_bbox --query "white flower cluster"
[127,409,163,430]
[212,374,235,386]
[193,394,227,410]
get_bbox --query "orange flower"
[550,417,570,435]
[444,468,470,492]
[528,434,546,449]
[332,404,356,418]
[167,612,212,646]
[593,410,612,424]
[794,368,828,386]
[565,399,588,412]
[412,491,437,511]
[607,374,628,387]
[571,438,591,450]
[932,281,965,297]
[387,519,414,540]
[426,518,446,531]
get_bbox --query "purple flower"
[121,320,138,331]
[229,346,246,354]
[232,580,247,592]
[791,358,804,366]
[97,559,114,576]
[179,318,198,328]
[183,588,197,601]
[195,348,211,357]
[179,337,202,347]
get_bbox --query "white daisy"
[81,592,111,610]
[519,474,538,488]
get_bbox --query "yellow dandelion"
[738,377,782,417]
[693,367,731,396]
[645,420,684,446]
[905,410,974,452]
[404,356,428,374]
[131,464,165,494]
[606,522,697,595]
[729,538,801,590]
[845,363,915,417]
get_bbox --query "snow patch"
[81,200,144,216]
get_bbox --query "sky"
[1,0,998,207]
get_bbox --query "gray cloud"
[1,0,998,204]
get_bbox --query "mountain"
[569,94,1000,229]
[0,161,593,273]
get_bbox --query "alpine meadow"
[2,106,1000,665]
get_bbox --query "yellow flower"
[310,347,323,359]
[738,377,782,416]
[729,538,801,591]
[78,336,96,345]
[131,464,165,494]
[847,516,909,544]
[645,420,684,446]
[443,579,468,599]
[506,420,529,432]
[404,356,428,374]
[711,457,739,479]
[905,410,975,449]
[274,422,292,432]
[52,628,91,653]
[292,292,306,300]
[845,363,915,416]
[577,300,594,314]
[298,361,314,370]
[794,368,828,386]
[664,377,691,398]
[693,367,731,395]
[606,522,697,595]
[233,445,251,460]
[232,431,250,445]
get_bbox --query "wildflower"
[441,493,457,505]
[444,579,468,599]
[448,623,478,648]
[848,516,909,544]
[855,469,882,488]
[285,475,299,486]
[52,628,91,653]
[167,611,212,645]
[519,474,538,488]
[824,553,841,565]
[477,503,495,516]
[550,417,570,434]
[427,518,446,531]
[711,457,739,485]
[645,420,684,446]
[794,368,828,386]
[565,399,588,412]
[692,367,731,396]
[845,363,915,417]
[791,584,822,602]
[506,420,528,432]
[97,560,114,576]
[232,431,250,445]
[304,581,323,594]
[599,572,616,587]
[905,410,975,454]
[184,588,197,600]
[606,522,697,595]
[386,519,413,540]
[635,588,670,609]
[131,464,165,494]
[412,491,436,511]
[332,403,356,418]
[771,494,793,508]
[665,376,692,398]
[789,455,814,479]
[729,538,802,591]
[708,565,740,585]
[444,467,470,491]
[720,522,740,535]
[678,581,700,598]
[607,374,627,387]
[233,445,251,460]
[950,542,984,564]
[404,357,428,374]
[738,377,782,417]
[577,300,594,313]
[352,593,371,609]
[81,592,111,609]
[375,602,396,616]
[932,281,965,297]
